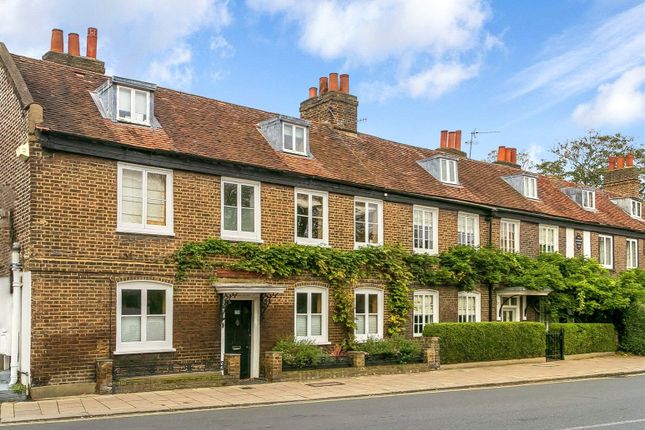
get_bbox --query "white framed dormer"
[294,286,329,344]
[221,177,262,242]
[417,154,460,186]
[581,190,596,210]
[610,197,643,220]
[562,187,597,211]
[413,205,439,254]
[413,289,439,336]
[115,280,174,355]
[282,122,308,156]
[354,197,384,248]
[117,163,174,236]
[502,173,539,200]
[523,176,538,199]
[440,158,458,184]
[354,287,384,341]
[294,188,328,246]
[116,85,151,126]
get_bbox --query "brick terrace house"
[1,29,643,396]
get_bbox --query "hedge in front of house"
[621,302,645,355]
[549,323,616,355]
[423,322,545,364]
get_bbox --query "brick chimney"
[300,73,359,133]
[493,145,520,168]
[604,153,640,198]
[43,28,105,74]
[437,129,466,156]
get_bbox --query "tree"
[534,130,644,196]
[486,149,535,171]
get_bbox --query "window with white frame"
[413,206,439,254]
[117,86,150,125]
[458,292,480,322]
[598,235,613,269]
[117,163,173,235]
[539,225,559,253]
[631,200,642,219]
[626,239,639,269]
[116,281,173,354]
[440,158,458,184]
[282,123,307,155]
[354,198,383,247]
[458,212,479,247]
[581,190,595,210]
[523,176,538,199]
[499,296,520,322]
[295,286,328,344]
[354,288,383,340]
[295,189,328,245]
[413,290,438,336]
[500,219,520,253]
[221,178,261,241]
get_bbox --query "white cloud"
[572,66,645,127]
[504,3,645,108]
[0,0,232,89]
[247,0,497,99]
[210,35,235,58]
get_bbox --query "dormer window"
[92,76,157,127]
[117,86,150,125]
[581,190,595,210]
[523,176,538,199]
[283,123,307,155]
[609,197,642,219]
[631,200,642,218]
[440,158,458,184]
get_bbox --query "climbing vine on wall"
[173,239,644,343]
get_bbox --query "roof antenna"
[466,129,500,158]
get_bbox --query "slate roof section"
[9,53,644,234]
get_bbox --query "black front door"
[225,300,253,378]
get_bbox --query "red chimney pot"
[626,153,634,167]
[440,130,448,148]
[510,148,517,164]
[497,146,507,162]
[329,73,339,91]
[68,32,80,56]
[339,74,349,94]
[617,156,625,169]
[308,87,318,98]
[454,130,462,152]
[86,27,98,58]
[608,156,616,170]
[448,131,456,149]
[319,77,328,94]
[51,29,64,53]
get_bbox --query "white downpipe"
[9,242,22,386]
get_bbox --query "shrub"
[549,323,616,355]
[423,322,545,364]
[273,338,327,368]
[354,335,423,363]
[621,302,645,355]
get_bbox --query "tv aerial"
[466,129,500,158]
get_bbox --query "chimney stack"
[603,153,640,198]
[86,27,98,58]
[494,145,519,168]
[50,29,64,53]
[437,130,466,156]
[300,72,358,133]
[42,27,105,74]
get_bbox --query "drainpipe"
[9,242,22,385]
[486,211,495,322]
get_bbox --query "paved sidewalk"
[2,355,644,425]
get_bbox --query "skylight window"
[523,176,538,199]
[581,190,595,210]
[440,158,458,184]
[283,123,307,155]
[117,86,150,125]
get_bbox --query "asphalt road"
[3,375,644,430]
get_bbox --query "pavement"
[1,354,644,425]
[0,371,25,404]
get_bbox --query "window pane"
[355,202,365,222]
[296,293,308,314]
[146,173,166,226]
[223,183,237,206]
[297,215,309,238]
[355,315,365,334]
[147,290,165,315]
[121,316,141,342]
[296,315,307,336]
[223,207,237,231]
[311,217,322,240]
[241,185,254,209]
[368,223,378,243]
[414,295,423,313]
[146,316,165,341]
[134,90,147,122]
[311,293,322,313]
[283,124,293,150]
[368,294,378,313]
[311,195,323,217]
[118,87,131,119]
[295,126,305,153]
[368,315,378,334]
[367,203,378,223]
[121,169,143,224]
[122,289,142,315]
[355,294,365,314]
[297,193,309,216]
[311,315,322,336]
[241,208,255,232]
[355,222,365,242]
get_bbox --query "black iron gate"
[546,328,564,361]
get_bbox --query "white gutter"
[9,242,22,386]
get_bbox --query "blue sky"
[1,0,643,164]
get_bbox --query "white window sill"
[295,339,330,346]
[413,248,438,255]
[295,240,330,247]
[116,227,175,237]
[354,243,383,250]
[221,234,264,243]
[113,347,176,355]
[116,117,151,127]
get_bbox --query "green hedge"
[549,323,616,355]
[423,322,545,364]
[621,303,645,355]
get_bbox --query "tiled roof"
[10,53,644,233]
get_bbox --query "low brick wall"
[265,337,440,382]
[113,371,235,394]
